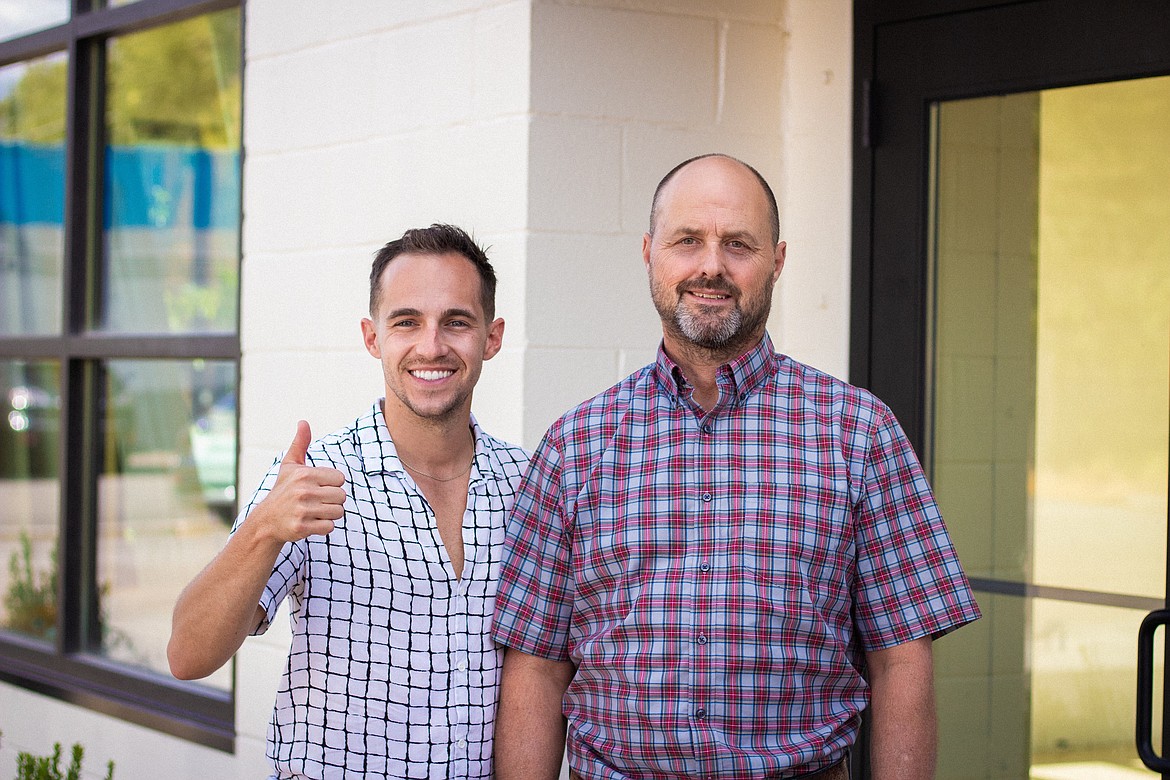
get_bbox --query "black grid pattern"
[234,401,529,779]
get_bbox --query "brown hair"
[369,223,497,319]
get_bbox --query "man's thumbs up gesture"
[253,420,346,542]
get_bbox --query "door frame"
[850,1,1170,776]
[852,0,1170,444]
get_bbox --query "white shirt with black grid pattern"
[233,401,530,780]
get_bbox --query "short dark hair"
[648,153,780,244]
[369,223,497,320]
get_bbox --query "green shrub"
[6,738,114,780]
[3,531,56,640]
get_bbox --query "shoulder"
[772,354,892,429]
[478,430,532,480]
[301,404,380,467]
[544,364,656,445]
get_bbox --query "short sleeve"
[491,430,576,661]
[851,405,981,650]
[229,455,308,635]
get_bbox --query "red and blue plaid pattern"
[493,334,980,779]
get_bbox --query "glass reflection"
[935,595,1161,778]
[0,53,67,336]
[0,2,69,44]
[0,360,61,644]
[96,359,236,689]
[1033,78,1170,599]
[929,77,1170,779]
[102,9,241,334]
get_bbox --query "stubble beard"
[387,366,473,426]
[651,272,772,358]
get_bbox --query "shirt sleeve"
[491,430,576,661]
[229,455,308,635]
[851,404,981,650]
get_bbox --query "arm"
[865,636,937,780]
[494,648,575,780]
[167,421,346,680]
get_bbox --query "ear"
[483,317,505,361]
[361,317,380,359]
[772,241,787,283]
[642,232,653,271]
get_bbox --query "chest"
[566,406,858,581]
[306,472,506,593]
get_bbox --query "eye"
[727,240,748,250]
[392,319,416,328]
[679,237,699,246]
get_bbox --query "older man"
[491,155,980,780]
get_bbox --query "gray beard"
[675,305,744,349]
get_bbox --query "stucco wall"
[0,1,853,777]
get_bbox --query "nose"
[696,241,728,279]
[413,323,449,358]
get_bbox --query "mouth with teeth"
[688,291,731,301]
[409,369,456,382]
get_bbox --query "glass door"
[927,77,1170,778]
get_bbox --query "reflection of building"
[1,1,1168,779]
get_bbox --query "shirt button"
[701,492,712,502]
[457,659,468,671]
[697,634,707,645]
[701,423,712,434]
[700,562,710,572]
[695,707,707,719]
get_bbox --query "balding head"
[648,154,780,245]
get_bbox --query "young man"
[169,224,528,779]
[491,155,981,780]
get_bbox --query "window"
[0,0,241,750]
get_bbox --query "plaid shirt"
[236,402,529,780]
[492,334,980,779]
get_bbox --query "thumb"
[282,420,311,466]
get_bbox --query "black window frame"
[0,0,243,751]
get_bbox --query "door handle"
[1137,609,1170,771]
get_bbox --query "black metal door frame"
[851,0,1170,776]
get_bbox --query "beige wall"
[0,2,855,776]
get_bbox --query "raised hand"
[249,420,347,543]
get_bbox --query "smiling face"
[361,251,504,426]
[643,156,785,361]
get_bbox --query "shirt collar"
[651,331,779,404]
[358,400,503,482]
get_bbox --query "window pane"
[0,53,67,335]
[0,2,69,44]
[101,9,241,334]
[96,359,236,690]
[0,360,61,644]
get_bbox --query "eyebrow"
[669,226,762,244]
[385,307,480,322]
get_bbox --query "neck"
[662,331,762,412]
[381,398,475,472]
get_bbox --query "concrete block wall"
[522,0,793,442]
[236,2,535,774]
[0,2,856,776]
[775,0,852,381]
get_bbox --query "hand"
[248,420,346,543]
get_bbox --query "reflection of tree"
[0,58,66,142]
[0,9,241,147]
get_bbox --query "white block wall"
[0,1,853,777]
